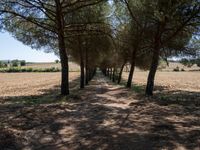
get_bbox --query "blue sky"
[0,32,59,62]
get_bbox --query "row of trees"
[101,0,200,95]
[180,58,200,67]
[0,0,200,96]
[0,60,26,68]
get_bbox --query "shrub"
[26,68,33,72]
[173,66,179,72]
[0,61,8,68]
[181,68,185,71]
[21,68,27,72]
[4,63,8,67]
[180,58,194,67]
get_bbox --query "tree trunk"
[145,26,161,96]
[118,62,126,84]
[85,48,89,85]
[127,51,136,88]
[145,46,160,96]
[55,0,69,95]
[106,68,109,76]
[79,38,85,89]
[110,68,112,80]
[112,67,116,82]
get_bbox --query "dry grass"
[0,72,79,98]
[25,63,61,69]
[24,62,80,71]
[123,71,200,92]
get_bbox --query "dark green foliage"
[20,60,26,66]
[11,60,19,67]
[10,60,26,67]
[180,58,194,67]
[55,60,60,63]
[0,61,3,68]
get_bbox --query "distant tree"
[55,60,59,63]
[20,60,26,66]
[0,61,3,68]
[11,60,19,67]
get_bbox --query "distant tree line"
[180,58,200,67]
[0,60,26,68]
[0,67,60,73]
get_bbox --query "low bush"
[173,66,179,72]
[181,68,185,71]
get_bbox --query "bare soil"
[0,72,79,98]
[0,72,199,150]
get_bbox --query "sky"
[0,32,59,62]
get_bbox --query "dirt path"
[0,72,199,150]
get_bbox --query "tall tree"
[0,0,106,95]
[143,0,200,95]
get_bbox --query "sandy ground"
[123,71,200,92]
[0,72,79,98]
[0,72,199,150]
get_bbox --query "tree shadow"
[101,76,200,149]
[0,73,199,150]
[153,90,200,107]
[0,128,21,150]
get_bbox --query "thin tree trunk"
[79,38,84,89]
[118,62,126,84]
[85,48,89,85]
[112,67,116,82]
[110,68,112,80]
[106,68,109,76]
[55,0,69,95]
[127,51,136,88]
[89,69,92,81]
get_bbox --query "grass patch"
[105,75,144,94]
[131,84,144,93]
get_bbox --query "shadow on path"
[0,72,199,150]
